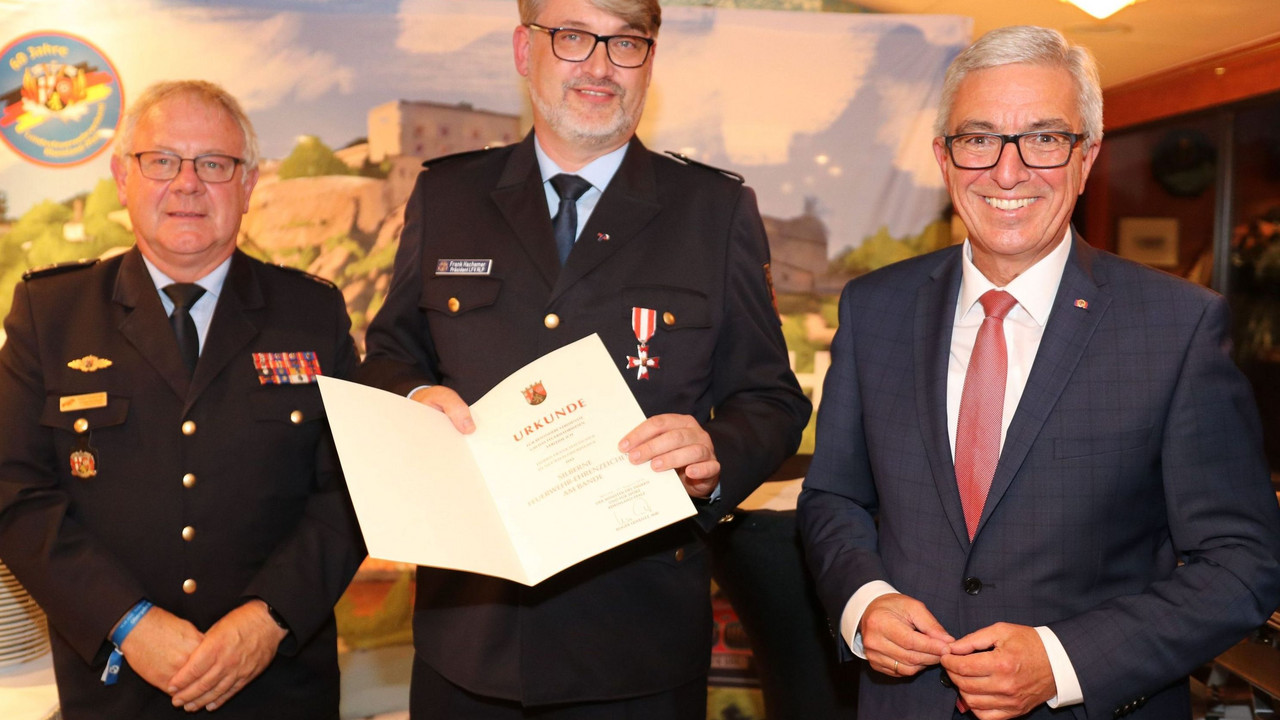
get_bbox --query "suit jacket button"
[181,526,195,541]
[290,410,304,424]
[963,577,982,595]
[182,420,196,436]
[182,578,197,594]
[674,548,685,561]
[182,473,197,488]
[662,311,675,326]
[544,313,560,329]
[447,297,460,313]
[73,417,89,433]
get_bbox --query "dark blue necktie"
[550,174,592,265]
[163,283,206,376]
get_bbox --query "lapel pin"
[596,232,610,242]
[1074,299,1089,309]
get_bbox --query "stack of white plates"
[0,561,49,670]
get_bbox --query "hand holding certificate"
[318,334,696,586]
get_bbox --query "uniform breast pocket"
[422,276,504,351]
[620,286,712,333]
[249,385,326,427]
[40,394,130,480]
[422,276,503,318]
[40,394,130,435]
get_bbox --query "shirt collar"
[141,253,233,300]
[958,227,1073,327]
[533,136,629,194]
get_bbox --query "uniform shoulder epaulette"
[662,151,744,183]
[22,258,98,281]
[422,146,495,170]
[272,263,338,290]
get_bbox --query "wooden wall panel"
[1104,37,1280,131]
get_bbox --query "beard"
[530,75,642,151]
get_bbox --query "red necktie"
[955,289,1018,540]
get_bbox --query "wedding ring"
[893,659,900,672]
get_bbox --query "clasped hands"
[861,593,1057,720]
[412,385,719,497]
[118,599,287,713]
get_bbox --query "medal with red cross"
[625,307,661,380]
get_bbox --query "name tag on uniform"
[60,392,108,412]
[435,259,493,275]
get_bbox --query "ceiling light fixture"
[1063,0,1142,20]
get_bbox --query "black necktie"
[549,174,592,265]
[163,283,206,375]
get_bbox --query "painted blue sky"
[0,0,970,256]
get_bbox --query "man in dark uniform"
[0,80,364,719]
[358,0,811,717]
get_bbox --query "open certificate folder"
[318,334,696,586]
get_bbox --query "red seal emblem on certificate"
[522,381,547,405]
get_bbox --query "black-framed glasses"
[943,131,1086,170]
[132,151,245,183]
[525,23,654,68]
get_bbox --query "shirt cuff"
[1035,625,1083,707]
[407,384,432,399]
[839,580,898,657]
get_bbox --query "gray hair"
[935,25,1103,147]
[114,79,260,171]
[518,0,661,36]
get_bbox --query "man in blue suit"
[799,25,1280,720]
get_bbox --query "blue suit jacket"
[798,237,1280,719]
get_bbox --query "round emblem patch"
[0,31,123,166]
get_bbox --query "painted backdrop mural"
[0,0,969,436]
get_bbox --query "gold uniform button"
[674,548,685,562]
[290,410,304,424]
[73,418,89,434]
[447,297,461,313]
[181,420,196,436]
[182,579,197,594]
[663,312,676,326]
[182,473,197,488]
[181,526,195,542]
[544,313,560,329]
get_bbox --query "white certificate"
[318,334,696,586]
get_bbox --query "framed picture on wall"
[1117,217,1180,267]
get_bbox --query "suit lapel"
[491,134,561,290]
[185,251,262,414]
[976,237,1111,534]
[549,137,661,304]
[914,248,971,549]
[113,248,191,399]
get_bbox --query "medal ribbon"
[632,307,657,345]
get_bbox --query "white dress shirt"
[838,229,1084,708]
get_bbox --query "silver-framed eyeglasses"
[132,151,245,183]
[943,131,1086,170]
[525,23,654,68]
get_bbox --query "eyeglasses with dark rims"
[132,151,245,183]
[942,131,1087,170]
[525,23,654,69]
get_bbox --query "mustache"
[564,77,624,95]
